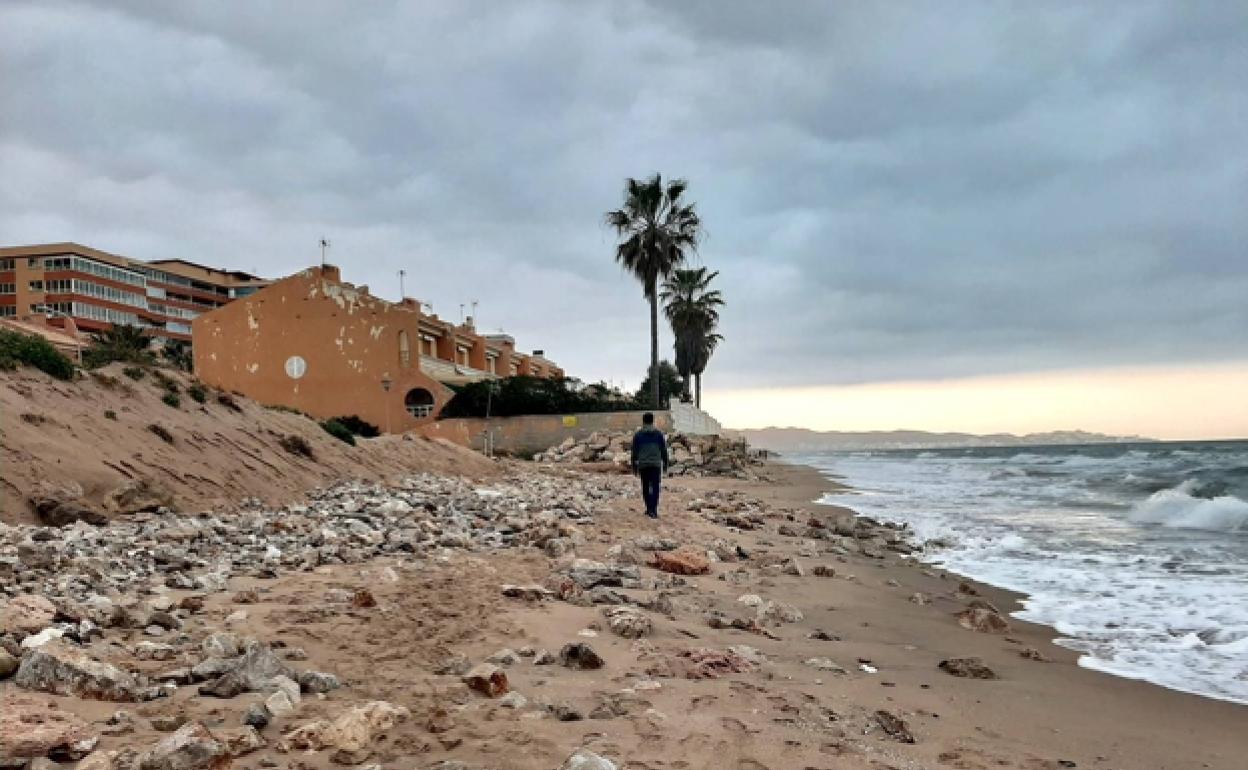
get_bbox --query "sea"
[795,440,1248,705]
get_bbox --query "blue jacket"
[631,426,669,471]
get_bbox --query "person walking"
[630,412,669,519]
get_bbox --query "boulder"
[0,649,18,678]
[277,701,410,763]
[558,643,605,670]
[107,479,175,514]
[31,497,108,527]
[15,641,141,701]
[462,663,509,697]
[649,549,710,576]
[938,657,999,679]
[1,594,57,636]
[0,694,97,760]
[603,606,653,639]
[565,560,640,589]
[198,643,293,698]
[136,722,230,770]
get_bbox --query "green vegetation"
[661,267,724,408]
[320,419,356,446]
[84,324,154,368]
[440,375,641,418]
[122,366,146,381]
[188,383,207,404]
[0,329,76,381]
[217,392,243,412]
[104,410,117,420]
[278,434,315,459]
[330,415,381,439]
[633,361,684,410]
[161,391,181,408]
[266,403,307,416]
[605,173,702,408]
[147,423,174,444]
[161,339,193,372]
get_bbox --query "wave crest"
[1128,480,1248,532]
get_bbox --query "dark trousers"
[639,467,663,516]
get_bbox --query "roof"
[147,258,268,284]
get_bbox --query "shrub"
[104,410,118,420]
[266,404,306,416]
[320,419,356,446]
[151,369,179,393]
[188,383,207,404]
[161,339,193,372]
[147,423,174,444]
[331,415,381,438]
[84,325,154,368]
[440,375,643,418]
[216,392,242,412]
[0,329,76,381]
[122,366,146,381]
[161,392,181,408]
[278,434,315,459]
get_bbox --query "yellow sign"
[562,415,578,427]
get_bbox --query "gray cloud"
[2,0,1245,390]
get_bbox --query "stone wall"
[670,402,722,436]
[422,410,676,456]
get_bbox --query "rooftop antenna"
[398,269,406,300]
[319,238,330,267]
[459,303,465,324]
[470,300,478,324]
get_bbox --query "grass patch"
[104,410,118,420]
[151,369,179,393]
[330,415,381,439]
[188,383,207,404]
[161,391,181,408]
[147,423,174,444]
[278,434,315,459]
[122,366,146,381]
[320,419,356,446]
[0,329,76,381]
[266,403,307,416]
[216,392,243,413]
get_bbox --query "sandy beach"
[3,456,1243,770]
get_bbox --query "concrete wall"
[670,402,723,436]
[422,410,675,456]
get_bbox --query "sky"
[2,2,1245,439]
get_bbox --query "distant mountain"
[727,427,1156,452]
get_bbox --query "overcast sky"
[2,1,1246,431]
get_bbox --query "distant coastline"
[728,426,1156,452]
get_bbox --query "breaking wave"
[1128,481,1248,532]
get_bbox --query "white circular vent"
[284,355,307,379]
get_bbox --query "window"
[45,279,72,293]
[0,283,14,295]
[72,257,146,287]
[29,280,44,291]
[0,258,14,271]
[485,354,498,374]
[456,345,470,366]
[44,257,71,270]
[0,306,15,317]
[404,388,436,418]
[167,322,192,335]
[72,302,141,326]
[509,362,519,375]
[420,334,437,357]
[27,257,41,269]
[71,279,147,308]
[398,330,411,367]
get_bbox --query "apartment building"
[0,243,269,341]
[193,264,564,432]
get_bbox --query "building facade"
[0,243,269,341]
[193,264,564,433]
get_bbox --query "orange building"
[0,243,269,341]
[192,264,564,433]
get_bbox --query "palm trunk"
[695,373,702,408]
[649,288,660,409]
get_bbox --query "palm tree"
[690,330,722,408]
[605,173,702,409]
[661,267,723,404]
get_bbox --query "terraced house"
[0,242,269,341]
[193,264,563,432]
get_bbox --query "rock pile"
[534,431,763,478]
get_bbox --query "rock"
[0,694,97,760]
[665,647,756,680]
[462,663,509,697]
[909,592,931,605]
[633,535,677,551]
[1,594,57,636]
[198,643,293,698]
[0,649,19,678]
[297,670,340,694]
[20,627,66,650]
[649,550,710,576]
[217,726,265,757]
[107,479,175,514]
[15,641,140,701]
[557,749,618,770]
[939,657,999,679]
[31,497,108,527]
[135,642,177,661]
[136,722,230,770]
[433,654,472,676]
[500,584,555,601]
[533,649,557,665]
[603,606,653,639]
[424,706,454,734]
[276,701,410,763]
[956,607,1010,634]
[486,648,521,666]
[264,676,301,717]
[758,600,804,624]
[804,658,848,674]
[1019,647,1049,661]
[350,589,377,608]
[812,564,836,577]
[781,558,805,576]
[498,691,528,709]
[200,633,241,659]
[565,560,641,589]
[242,704,269,730]
[150,716,187,733]
[874,710,916,743]
[559,643,605,670]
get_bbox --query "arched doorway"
[404,387,436,418]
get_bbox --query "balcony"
[419,355,496,385]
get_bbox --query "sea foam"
[1128,480,1248,532]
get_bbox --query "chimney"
[320,264,341,282]
[532,349,544,357]
[464,315,475,330]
